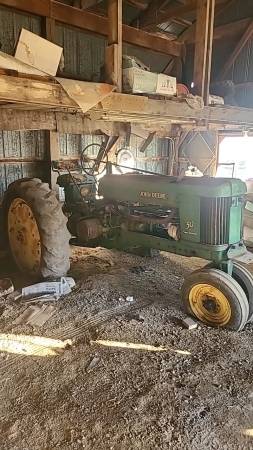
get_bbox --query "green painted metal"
[64,171,247,266]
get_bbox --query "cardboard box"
[209,94,224,105]
[123,67,176,96]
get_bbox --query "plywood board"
[56,78,116,113]
[0,51,46,76]
[15,29,63,76]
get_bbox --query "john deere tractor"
[3,146,253,331]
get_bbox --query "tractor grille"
[200,197,231,245]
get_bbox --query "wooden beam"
[193,0,215,104]
[124,0,148,10]
[45,17,59,193]
[133,0,170,28]
[0,0,51,16]
[0,157,45,163]
[139,131,156,152]
[105,0,122,92]
[81,0,148,10]
[0,1,182,57]
[139,0,225,29]
[52,2,182,56]
[81,0,103,9]
[186,18,252,53]
[177,0,236,43]
[216,20,253,81]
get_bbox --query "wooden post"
[193,0,215,105]
[45,17,59,193]
[105,0,122,92]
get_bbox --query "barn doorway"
[216,136,253,181]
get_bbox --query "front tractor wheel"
[181,268,249,331]
[3,178,71,279]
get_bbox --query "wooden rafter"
[138,0,227,29]
[132,0,170,28]
[216,21,253,81]
[176,0,236,43]
[80,0,147,9]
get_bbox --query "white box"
[123,67,176,96]
[156,73,177,96]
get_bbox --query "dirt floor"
[1,246,253,449]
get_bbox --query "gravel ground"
[1,246,253,450]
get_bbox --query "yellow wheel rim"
[8,198,41,275]
[189,283,231,326]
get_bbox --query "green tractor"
[3,149,253,331]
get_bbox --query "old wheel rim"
[8,198,41,275]
[189,283,231,326]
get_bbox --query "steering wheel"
[80,143,108,176]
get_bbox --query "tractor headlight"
[80,186,91,197]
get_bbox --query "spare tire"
[3,178,71,279]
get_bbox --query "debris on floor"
[0,278,14,297]
[6,290,22,302]
[12,304,55,327]
[86,356,101,373]
[2,246,253,450]
[23,294,58,304]
[22,277,75,301]
[182,316,198,329]
[131,265,153,274]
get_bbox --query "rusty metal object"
[8,198,41,275]
[77,218,103,241]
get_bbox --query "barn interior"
[1,1,253,449]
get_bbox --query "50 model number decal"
[185,220,195,230]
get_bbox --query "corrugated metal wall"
[0,9,46,199]
[185,0,253,108]
[0,8,170,200]
[55,24,170,173]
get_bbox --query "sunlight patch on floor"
[91,339,191,355]
[0,333,72,356]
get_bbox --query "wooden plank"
[216,20,253,81]
[0,0,182,57]
[0,157,45,163]
[45,17,59,193]
[186,18,251,46]
[0,51,46,76]
[81,0,146,9]
[105,0,122,92]
[0,74,116,111]
[51,1,182,57]
[139,131,156,152]
[193,0,215,104]
[46,131,59,191]
[0,108,249,134]
[14,29,63,77]
[0,109,56,131]
[81,0,103,9]
[0,0,51,16]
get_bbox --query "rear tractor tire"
[181,268,249,331]
[3,178,71,279]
